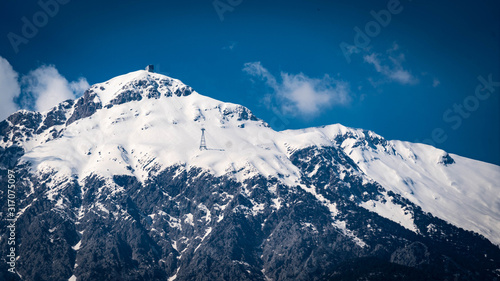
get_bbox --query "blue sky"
[1,0,499,164]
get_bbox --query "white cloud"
[0,57,21,120]
[432,78,440,87]
[243,62,278,88]
[22,65,89,112]
[363,45,418,85]
[222,41,237,51]
[0,58,89,119]
[70,78,90,94]
[389,69,414,84]
[243,62,351,117]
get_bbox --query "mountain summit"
[1,70,499,281]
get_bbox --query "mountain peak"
[1,68,500,280]
[1,69,499,252]
[88,70,195,107]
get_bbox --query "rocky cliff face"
[0,70,499,281]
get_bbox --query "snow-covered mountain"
[1,70,499,281]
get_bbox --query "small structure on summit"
[146,65,154,73]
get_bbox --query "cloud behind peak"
[243,62,351,118]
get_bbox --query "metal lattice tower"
[199,128,207,150]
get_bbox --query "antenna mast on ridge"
[199,128,207,150]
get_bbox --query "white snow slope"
[283,126,500,245]
[7,70,500,246]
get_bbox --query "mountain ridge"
[3,69,498,245]
[0,69,499,281]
